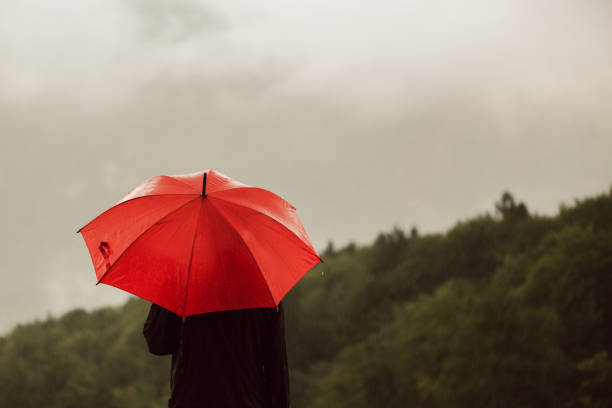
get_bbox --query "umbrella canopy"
[78,169,322,317]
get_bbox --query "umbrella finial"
[201,172,207,197]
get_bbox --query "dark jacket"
[143,303,290,408]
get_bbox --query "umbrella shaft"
[201,172,207,197]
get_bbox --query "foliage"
[1,190,611,407]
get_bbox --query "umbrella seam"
[207,199,277,306]
[96,196,200,285]
[164,174,202,194]
[212,186,295,209]
[210,194,315,253]
[77,194,197,233]
[182,199,203,316]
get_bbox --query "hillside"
[1,189,611,407]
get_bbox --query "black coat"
[143,303,290,408]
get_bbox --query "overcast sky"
[1,0,611,334]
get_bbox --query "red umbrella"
[78,169,322,317]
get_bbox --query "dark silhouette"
[495,191,529,221]
[143,303,289,408]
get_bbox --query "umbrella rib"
[96,196,200,285]
[213,187,295,209]
[211,194,319,258]
[164,174,202,194]
[77,193,197,233]
[182,199,203,316]
[207,199,277,306]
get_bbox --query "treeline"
[1,189,611,407]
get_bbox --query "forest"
[1,188,611,407]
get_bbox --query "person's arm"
[142,303,181,356]
[263,303,290,408]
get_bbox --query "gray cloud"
[1,0,611,333]
[124,0,225,42]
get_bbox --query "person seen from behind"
[143,302,289,408]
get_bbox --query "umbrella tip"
[201,172,207,197]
